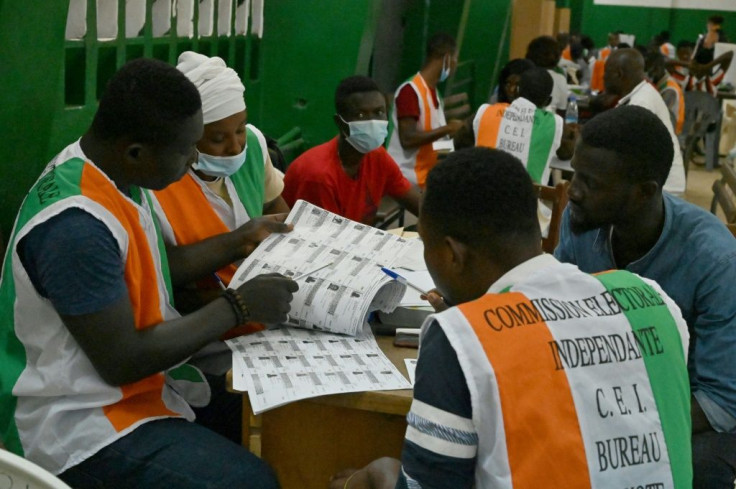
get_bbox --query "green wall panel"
[579,0,736,48]
[458,0,512,109]
[246,0,382,149]
[0,0,68,239]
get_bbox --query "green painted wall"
[0,0,510,239]
[0,0,69,240]
[579,1,736,48]
[246,0,382,149]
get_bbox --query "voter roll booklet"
[226,200,417,413]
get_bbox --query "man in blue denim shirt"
[555,105,736,489]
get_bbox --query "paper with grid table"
[227,324,411,414]
[229,199,423,336]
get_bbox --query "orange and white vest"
[387,73,447,188]
[659,77,685,135]
[422,257,692,488]
[152,124,269,287]
[473,97,563,185]
[0,141,192,475]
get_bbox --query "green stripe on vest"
[527,109,557,184]
[0,158,87,454]
[230,127,266,218]
[595,270,692,488]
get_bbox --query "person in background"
[668,17,733,96]
[656,30,676,59]
[645,51,685,136]
[598,31,620,61]
[153,51,291,314]
[555,105,736,489]
[677,40,696,64]
[668,40,695,89]
[0,58,297,489]
[464,67,574,184]
[525,35,570,116]
[329,146,692,489]
[694,15,728,65]
[491,58,535,104]
[603,48,686,195]
[283,76,420,225]
[386,32,464,188]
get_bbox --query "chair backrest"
[710,160,736,223]
[683,91,720,137]
[535,181,569,254]
[0,449,72,489]
[682,91,722,175]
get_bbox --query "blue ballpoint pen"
[380,267,429,296]
[213,273,227,290]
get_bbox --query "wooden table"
[231,335,416,489]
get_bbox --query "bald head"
[604,48,645,96]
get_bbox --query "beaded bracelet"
[222,288,251,325]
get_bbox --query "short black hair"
[519,68,553,108]
[581,35,595,51]
[426,32,457,60]
[582,105,673,187]
[525,36,560,68]
[422,147,540,251]
[709,15,725,26]
[497,58,535,103]
[334,75,381,116]
[645,51,666,74]
[91,58,201,146]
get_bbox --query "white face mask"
[339,116,389,153]
[192,144,247,178]
[440,55,451,82]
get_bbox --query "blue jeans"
[693,430,736,489]
[58,418,279,489]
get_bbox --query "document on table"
[230,200,419,336]
[227,324,412,414]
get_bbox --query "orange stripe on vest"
[412,74,439,188]
[154,173,237,284]
[476,103,509,148]
[80,164,178,431]
[459,292,591,488]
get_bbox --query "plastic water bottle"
[565,95,578,124]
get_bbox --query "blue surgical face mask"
[192,144,247,178]
[439,55,451,82]
[339,116,389,153]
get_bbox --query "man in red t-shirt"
[283,76,420,225]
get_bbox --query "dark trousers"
[59,418,277,489]
[693,430,736,489]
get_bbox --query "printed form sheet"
[230,200,417,336]
[227,325,412,414]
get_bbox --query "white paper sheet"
[227,325,412,413]
[398,270,436,307]
[230,200,420,336]
[404,358,417,385]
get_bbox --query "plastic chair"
[710,159,736,224]
[535,181,569,254]
[683,91,721,171]
[0,449,72,488]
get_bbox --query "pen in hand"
[380,267,429,295]
[213,273,227,290]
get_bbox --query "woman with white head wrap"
[150,52,295,446]
[153,51,290,292]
